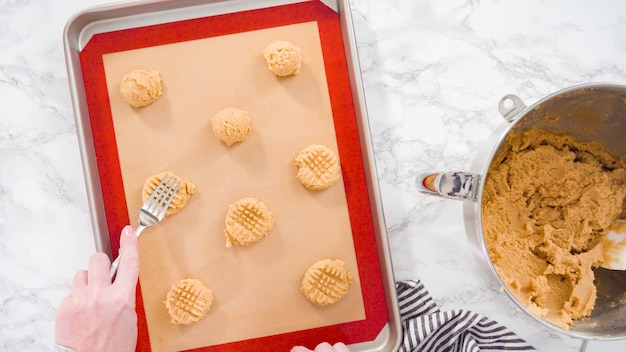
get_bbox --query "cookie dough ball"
[301,259,353,306]
[119,69,163,108]
[262,40,302,77]
[295,144,341,190]
[142,171,196,217]
[210,108,252,146]
[165,278,214,325]
[224,197,274,247]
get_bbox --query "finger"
[87,252,112,287]
[314,343,334,352]
[114,225,140,294]
[333,343,351,352]
[71,270,88,292]
[290,347,312,352]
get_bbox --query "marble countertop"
[1,0,625,351]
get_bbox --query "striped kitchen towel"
[396,280,536,352]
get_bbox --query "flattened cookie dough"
[295,144,341,190]
[482,128,626,328]
[119,69,163,108]
[301,259,353,306]
[142,171,196,217]
[165,278,214,325]
[224,197,274,247]
[210,107,252,146]
[262,40,302,77]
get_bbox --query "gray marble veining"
[1,0,625,351]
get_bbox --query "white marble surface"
[1,0,625,351]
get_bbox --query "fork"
[109,173,182,279]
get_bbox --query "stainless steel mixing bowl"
[417,83,626,340]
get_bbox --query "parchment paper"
[102,21,365,352]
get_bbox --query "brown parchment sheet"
[102,22,365,352]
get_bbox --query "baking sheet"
[103,21,365,351]
[67,1,395,351]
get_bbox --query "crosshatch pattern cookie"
[295,144,341,190]
[119,69,163,108]
[142,171,196,217]
[301,259,353,306]
[224,197,275,247]
[165,278,215,325]
[210,107,252,146]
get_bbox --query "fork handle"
[109,225,146,280]
[109,255,122,279]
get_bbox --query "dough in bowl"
[482,128,626,328]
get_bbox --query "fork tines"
[144,173,182,219]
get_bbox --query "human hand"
[291,342,351,352]
[55,225,139,352]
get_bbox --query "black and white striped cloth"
[396,280,536,352]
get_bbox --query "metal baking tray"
[64,0,400,351]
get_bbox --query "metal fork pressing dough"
[109,173,182,279]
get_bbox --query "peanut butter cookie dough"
[119,69,163,108]
[142,171,196,217]
[295,144,341,190]
[210,107,252,146]
[482,128,626,328]
[301,259,353,306]
[165,278,214,325]
[224,197,274,247]
[262,40,302,77]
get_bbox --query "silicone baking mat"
[78,1,387,351]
